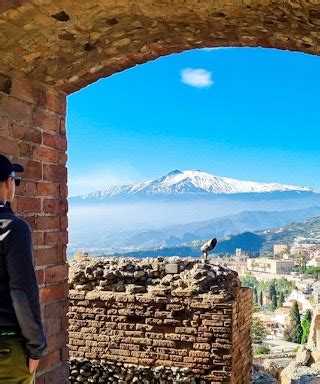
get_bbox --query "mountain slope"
[114,232,265,258]
[71,170,316,202]
[119,206,320,249]
[258,215,320,251]
[114,216,320,258]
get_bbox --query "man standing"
[0,155,47,382]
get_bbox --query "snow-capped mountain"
[74,170,316,201]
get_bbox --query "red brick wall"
[69,288,252,383]
[0,72,69,383]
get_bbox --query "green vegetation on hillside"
[284,301,303,344]
[257,215,320,252]
[241,273,296,312]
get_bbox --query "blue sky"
[67,47,320,196]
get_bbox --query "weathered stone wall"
[0,72,69,383]
[68,258,252,383]
[1,1,320,93]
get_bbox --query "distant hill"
[114,232,265,258]
[118,206,320,249]
[258,215,320,251]
[113,216,320,258]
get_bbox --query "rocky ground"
[69,357,211,383]
[252,345,320,384]
[69,255,240,298]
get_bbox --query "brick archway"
[1,1,320,382]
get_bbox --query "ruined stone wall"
[0,72,69,383]
[68,257,252,383]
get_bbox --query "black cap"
[0,155,24,182]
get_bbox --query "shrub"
[254,345,271,355]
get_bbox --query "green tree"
[278,292,284,308]
[269,281,277,301]
[286,301,303,344]
[259,291,263,307]
[253,287,258,304]
[241,273,259,289]
[299,254,307,272]
[252,317,268,343]
[274,278,296,296]
[254,345,271,355]
[301,310,312,344]
[271,295,278,311]
[304,267,320,279]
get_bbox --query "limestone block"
[296,348,312,366]
[165,263,179,274]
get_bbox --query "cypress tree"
[278,292,285,308]
[271,295,277,311]
[301,310,312,344]
[253,287,258,304]
[259,291,263,307]
[305,309,312,322]
[269,281,277,301]
[290,301,303,344]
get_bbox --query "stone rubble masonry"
[69,287,252,383]
[1,1,320,93]
[0,71,69,384]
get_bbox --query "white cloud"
[68,163,141,197]
[180,68,213,88]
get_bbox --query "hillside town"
[212,238,320,364]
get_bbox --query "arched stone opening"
[1,1,320,382]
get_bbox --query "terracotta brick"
[10,76,46,106]
[0,93,33,124]
[43,163,67,182]
[11,123,42,143]
[45,263,68,284]
[0,135,18,154]
[44,230,68,246]
[18,142,33,157]
[18,159,42,180]
[36,215,60,230]
[40,282,68,304]
[17,197,41,213]
[43,132,67,151]
[33,146,66,165]
[60,215,68,229]
[60,117,66,135]
[37,182,60,197]
[36,267,45,285]
[0,117,11,137]
[18,180,37,196]
[46,90,66,116]
[44,299,68,318]
[32,231,44,246]
[34,108,61,133]
[24,215,36,230]
[59,183,68,198]
[34,246,64,266]
[43,199,67,214]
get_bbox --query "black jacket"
[0,202,47,359]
